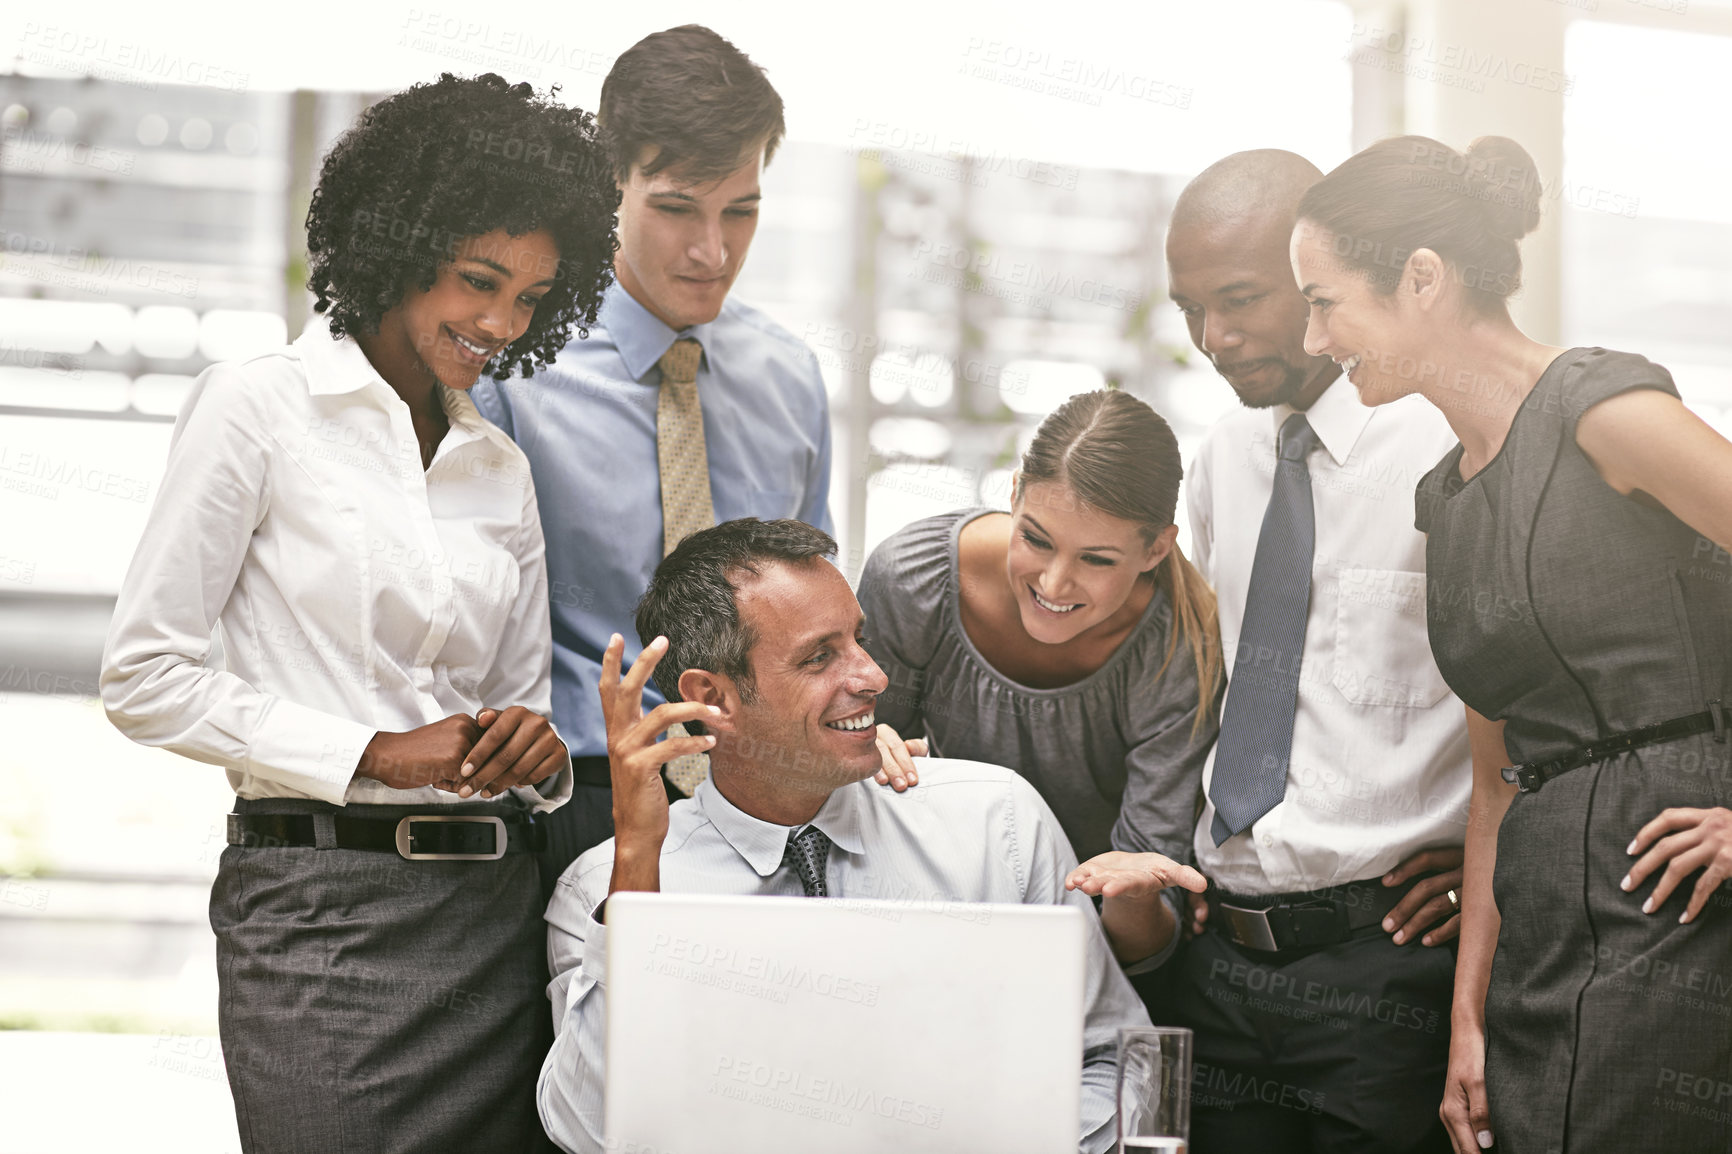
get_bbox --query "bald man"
[1156,151,1472,1153]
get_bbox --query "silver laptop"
[605,892,1086,1153]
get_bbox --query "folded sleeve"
[1111,598,1220,862]
[1009,775,1154,1154]
[99,361,373,802]
[540,863,613,1153]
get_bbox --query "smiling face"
[711,558,889,799]
[1167,213,1336,409]
[1006,481,1169,645]
[613,146,764,331]
[1291,218,1419,407]
[376,228,559,391]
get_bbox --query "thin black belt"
[1209,878,1412,954]
[227,812,544,861]
[571,754,685,802]
[1501,700,1729,793]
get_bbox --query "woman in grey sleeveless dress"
[1295,136,1732,1153]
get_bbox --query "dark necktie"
[1209,412,1322,846]
[782,825,833,898]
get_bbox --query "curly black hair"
[305,72,619,380]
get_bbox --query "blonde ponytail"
[1153,544,1222,739]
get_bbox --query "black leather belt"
[227,812,544,860]
[1501,700,1729,793]
[1210,878,1411,954]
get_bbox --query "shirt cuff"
[1121,889,1184,977]
[584,903,609,988]
[246,697,373,805]
[527,760,574,811]
[513,720,571,812]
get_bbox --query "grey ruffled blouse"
[857,508,1220,862]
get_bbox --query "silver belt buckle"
[393,815,506,861]
[1218,901,1280,952]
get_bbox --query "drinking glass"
[1117,1025,1191,1153]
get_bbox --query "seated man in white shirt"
[537,517,1155,1154]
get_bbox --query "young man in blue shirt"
[472,25,834,888]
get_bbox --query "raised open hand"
[600,633,720,893]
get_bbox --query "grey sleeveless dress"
[1415,348,1732,1154]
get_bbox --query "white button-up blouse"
[101,314,570,811]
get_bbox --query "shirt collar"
[1275,374,1375,467]
[294,314,518,458]
[600,279,719,382]
[295,312,385,397]
[694,774,868,878]
[808,783,867,858]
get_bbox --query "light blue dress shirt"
[471,283,834,754]
[537,758,1153,1154]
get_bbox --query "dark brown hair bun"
[1465,136,1543,241]
[1297,133,1544,311]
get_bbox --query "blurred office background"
[4,0,1732,1148]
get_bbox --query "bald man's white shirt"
[1187,382,1471,892]
[538,759,1152,1154]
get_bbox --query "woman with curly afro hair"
[101,72,618,1152]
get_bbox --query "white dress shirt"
[1187,380,1470,893]
[101,314,570,810]
[538,758,1151,1154]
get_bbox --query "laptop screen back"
[604,892,1086,1153]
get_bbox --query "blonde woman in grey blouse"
[859,389,1223,966]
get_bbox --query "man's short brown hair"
[598,25,786,184]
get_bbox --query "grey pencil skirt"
[209,797,556,1154]
[1485,743,1732,1153]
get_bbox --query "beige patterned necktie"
[656,337,714,795]
[656,338,714,556]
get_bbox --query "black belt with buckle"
[1210,878,1411,953]
[227,812,544,861]
[1501,700,1730,794]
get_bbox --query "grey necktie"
[782,825,833,898]
[655,337,713,796]
[1209,412,1322,845]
